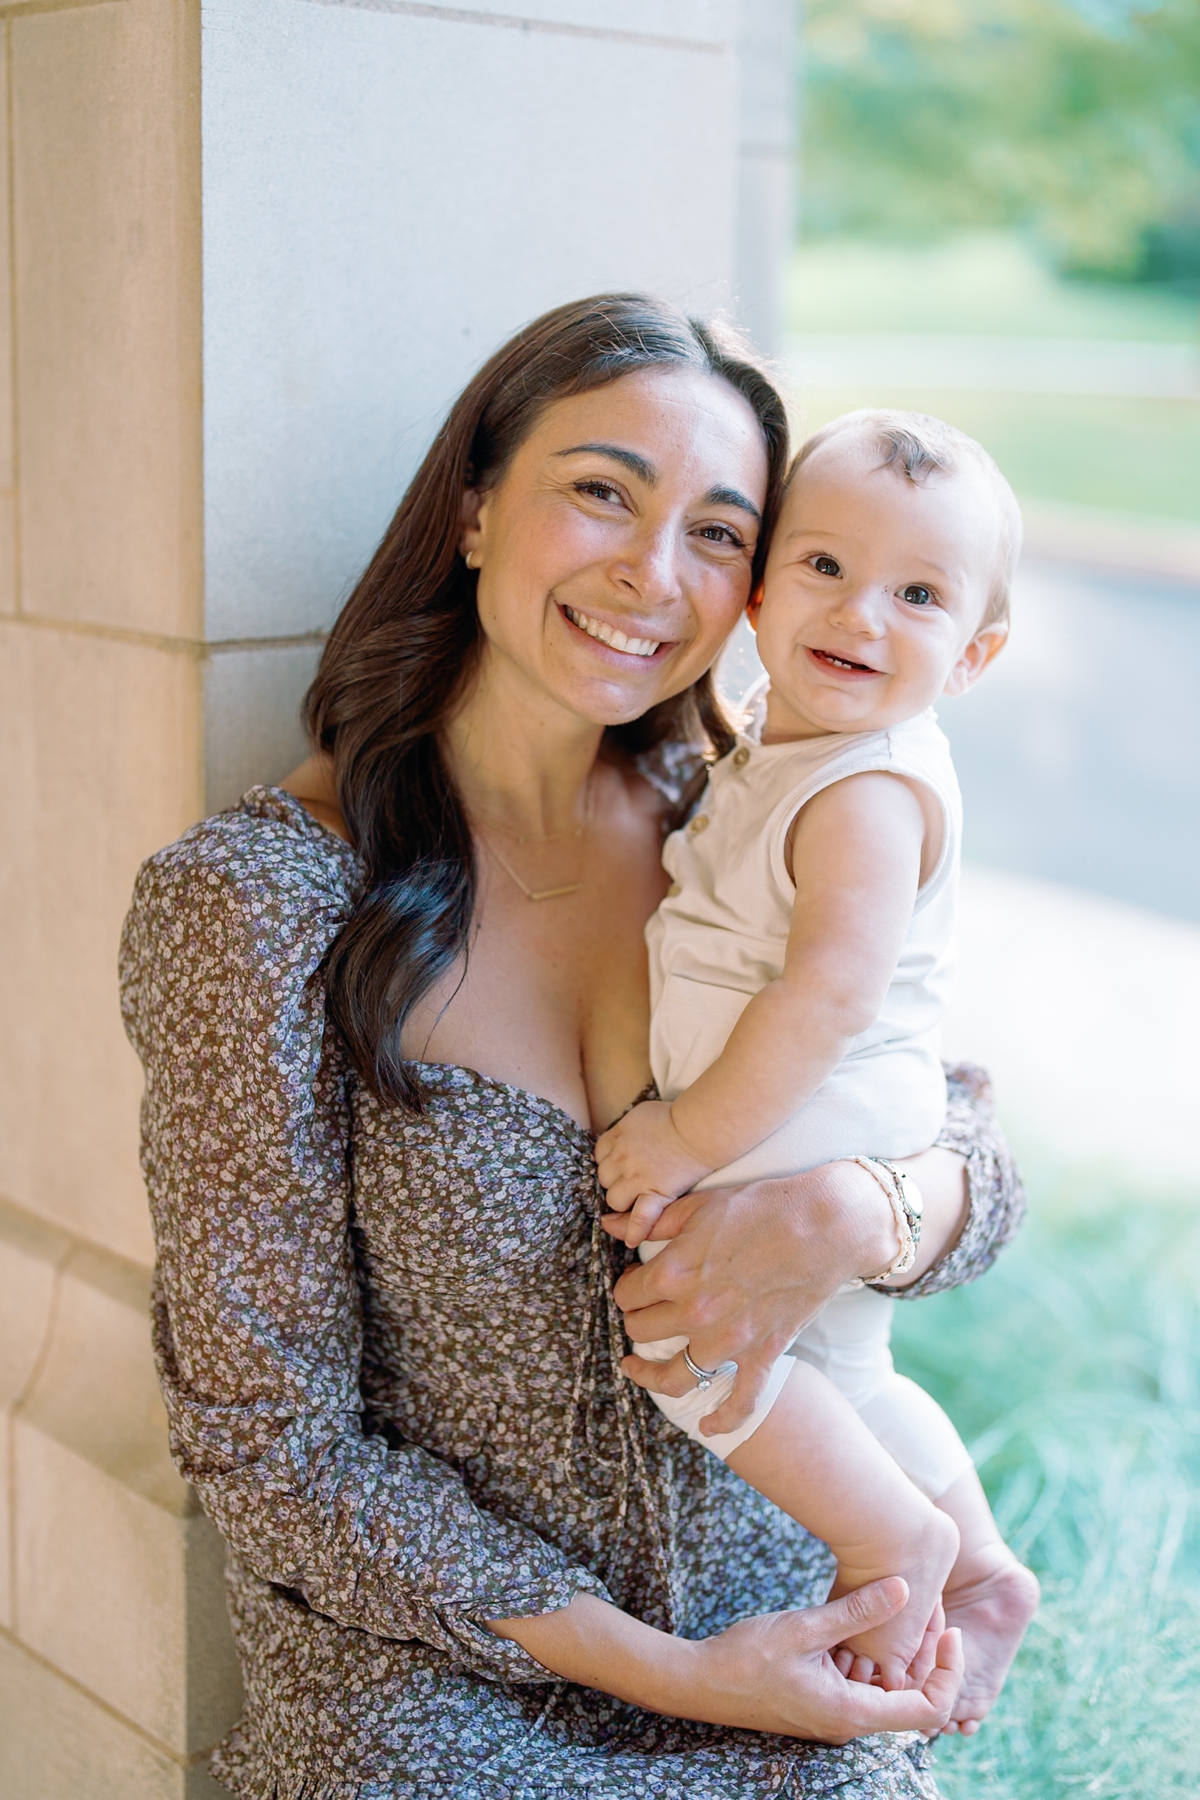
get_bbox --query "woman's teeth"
[563,605,661,658]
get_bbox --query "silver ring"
[683,1348,721,1392]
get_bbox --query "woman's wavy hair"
[304,293,789,1111]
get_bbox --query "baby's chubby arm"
[598,772,928,1228]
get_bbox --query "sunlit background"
[726,5,1200,1793]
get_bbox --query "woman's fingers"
[845,1628,962,1737]
[905,1601,945,1690]
[791,1577,910,1654]
[620,1349,701,1400]
[694,1352,776,1435]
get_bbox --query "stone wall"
[0,3,793,1792]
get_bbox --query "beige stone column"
[0,3,789,1792]
[0,3,242,1795]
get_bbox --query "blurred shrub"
[802,0,1200,281]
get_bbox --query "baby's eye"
[811,554,841,577]
[901,584,934,607]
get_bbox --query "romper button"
[688,813,709,835]
[667,881,682,897]
[733,746,751,767]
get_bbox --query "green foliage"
[892,1175,1200,1796]
[802,0,1200,277]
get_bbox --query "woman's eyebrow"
[553,446,761,525]
[553,442,657,483]
[703,484,762,524]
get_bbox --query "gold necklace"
[482,836,585,901]
[474,777,593,902]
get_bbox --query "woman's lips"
[561,603,667,660]
[805,645,882,679]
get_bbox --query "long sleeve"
[891,1061,1027,1301]
[119,799,608,1684]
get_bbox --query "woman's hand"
[609,1147,969,1436]
[489,1581,963,1743]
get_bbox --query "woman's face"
[462,365,770,727]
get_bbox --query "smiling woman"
[300,302,786,1122]
[119,294,1025,1798]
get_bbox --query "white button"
[733,746,751,768]
[688,813,709,835]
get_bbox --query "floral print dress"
[119,787,1025,1800]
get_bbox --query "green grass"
[892,1171,1200,1798]
[787,386,1200,525]
[782,234,1200,523]
[787,236,1200,342]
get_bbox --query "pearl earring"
[463,549,478,570]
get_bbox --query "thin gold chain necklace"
[474,777,593,902]
[482,836,585,902]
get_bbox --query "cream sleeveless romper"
[637,697,974,1498]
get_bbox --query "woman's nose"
[610,523,684,604]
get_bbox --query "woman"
[121,296,1025,1798]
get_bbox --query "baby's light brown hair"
[788,409,1022,629]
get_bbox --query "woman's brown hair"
[304,293,789,1110]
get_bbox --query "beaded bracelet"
[841,1155,924,1286]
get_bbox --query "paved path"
[943,866,1200,1190]
[939,557,1200,924]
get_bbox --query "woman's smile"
[560,602,670,661]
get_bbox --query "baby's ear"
[943,622,1007,698]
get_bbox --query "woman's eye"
[697,523,744,547]
[812,555,840,577]
[575,479,623,504]
[901,584,934,606]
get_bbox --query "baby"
[596,410,1039,1730]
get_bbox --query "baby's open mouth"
[562,604,663,659]
[807,646,880,675]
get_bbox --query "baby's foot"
[833,1506,961,1689]
[940,1544,1040,1733]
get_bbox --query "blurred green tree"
[802,0,1200,279]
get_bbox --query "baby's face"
[752,438,1008,741]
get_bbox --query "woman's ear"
[943,621,1008,698]
[745,587,763,632]
[460,485,486,564]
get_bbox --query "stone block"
[0,1630,228,1800]
[14,1247,242,1752]
[11,0,202,636]
[200,0,736,640]
[0,24,15,618]
[0,622,202,1262]
[204,639,321,813]
[0,1201,72,1627]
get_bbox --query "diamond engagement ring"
[683,1348,722,1392]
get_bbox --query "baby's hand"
[594,1100,713,1240]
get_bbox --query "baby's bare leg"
[726,1362,959,1690]
[935,1469,1040,1734]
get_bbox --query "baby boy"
[596,410,1039,1730]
